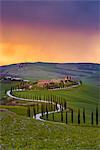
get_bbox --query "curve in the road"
[7,82,80,121]
[7,90,63,121]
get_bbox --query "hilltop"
[0,62,100,85]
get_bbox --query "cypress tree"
[91,112,93,125]
[96,106,98,125]
[83,108,85,124]
[5,89,7,95]
[33,107,36,118]
[41,104,44,117]
[66,111,68,124]
[61,109,63,122]
[10,87,13,95]
[78,109,80,124]
[46,105,48,120]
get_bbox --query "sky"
[0,0,100,65]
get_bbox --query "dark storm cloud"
[1,1,100,30]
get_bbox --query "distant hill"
[0,62,100,85]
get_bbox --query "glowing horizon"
[0,1,100,65]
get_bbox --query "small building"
[37,80,50,87]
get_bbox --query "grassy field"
[0,101,55,118]
[0,80,20,100]
[0,80,100,149]
[13,84,100,111]
[0,110,100,150]
[12,83,100,125]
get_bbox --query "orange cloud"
[0,23,100,65]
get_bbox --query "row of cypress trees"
[10,87,99,125]
[27,104,99,125]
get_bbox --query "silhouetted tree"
[46,105,48,120]
[61,109,63,122]
[78,109,80,124]
[83,108,85,124]
[91,112,93,125]
[10,87,13,95]
[66,111,68,124]
[33,107,36,118]
[41,104,44,117]
[96,106,98,125]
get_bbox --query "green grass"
[12,84,100,125]
[13,84,100,113]
[0,80,20,99]
[13,84,99,107]
[0,110,100,150]
[0,102,55,118]
[42,109,100,126]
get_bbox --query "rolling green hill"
[0,110,100,150]
[0,62,100,149]
[0,62,100,85]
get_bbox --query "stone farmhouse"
[37,76,73,88]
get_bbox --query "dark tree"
[5,90,7,94]
[10,87,13,95]
[91,112,93,125]
[83,108,85,124]
[33,107,36,118]
[61,109,63,122]
[46,105,48,120]
[66,111,68,124]
[96,106,98,125]
[41,104,44,117]
[78,109,80,124]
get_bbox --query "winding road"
[7,90,63,121]
[7,82,80,121]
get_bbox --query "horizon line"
[0,61,100,67]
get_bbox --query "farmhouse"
[37,76,73,88]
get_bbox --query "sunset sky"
[0,1,100,65]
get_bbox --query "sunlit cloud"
[0,1,100,65]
